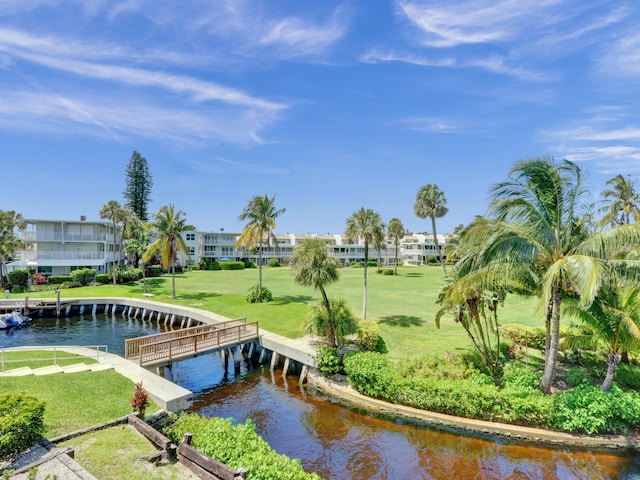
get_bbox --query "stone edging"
[307,371,640,451]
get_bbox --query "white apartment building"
[185,231,448,267]
[9,218,123,276]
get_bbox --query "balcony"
[14,251,108,261]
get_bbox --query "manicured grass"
[18,266,544,361]
[0,370,160,437]
[0,349,96,371]
[58,425,192,480]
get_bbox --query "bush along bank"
[339,351,640,435]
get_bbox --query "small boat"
[0,312,32,329]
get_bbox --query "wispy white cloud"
[400,116,461,133]
[597,31,640,78]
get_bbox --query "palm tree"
[143,204,193,299]
[461,156,640,393]
[99,200,123,285]
[124,217,150,294]
[0,210,25,281]
[563,285,640,391]
[345,207,384,319]
[290,237,341,346]
[236,194,285,298]
[387,218,405,276]
[305,298,357,348]
[414,184,448,275]
[598,174,640,228]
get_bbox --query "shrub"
[8,269,28,288]
[426,255,439,265]
[0,393,45,459]
[616,364,640,390]
[207,261,221,271]
[32,273,48,286]
[163,414,321,480]
[551,385,640,434]
[502,364,541,390]
[501,324,547,351]
[71,268,96,285]
[267,258,280,267]
[382,269,395,276]
[343,351,397,399]
[355,319,387,353]
[145,266,163,277]
[113,266,142,284]
[367,260,377,267]
[243,259,256,269]
[566,368,591,388]
[220,261,245,271]
[315,345,343,376]
[48,275,72,285]
[246,285,273,303]
[130,382,150,418]
[95,273,110,284]
[350,262,364,268]
[198,259,208,270]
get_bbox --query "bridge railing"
[135,321,259,367]
[124,317,247,358]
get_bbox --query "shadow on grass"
[273,295,316,305]
[379,315,425,327]
[177,292,222,301]
[401,272,424,277]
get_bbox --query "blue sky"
[2,0,639,235]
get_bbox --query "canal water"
[2,315,639,479]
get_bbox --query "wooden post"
[299,365,309,384]
[56,290,61,316]
[270,352,279,371]
[282,357,290,377]
[24,296,28,315]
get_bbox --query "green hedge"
[0,392,45,459]
[145,266,163,277]
[48,275,73,285]
[220,261,245,270]
[163,414,321,480]
[95,273,110,284]
[7,269,28,288]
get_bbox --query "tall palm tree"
[598,174,640,228]
[345,207,384,320]
[143,204,193,299]
[99,200,123,285]
[461,156,640,393]
[563,285,640,391]
[0,210,25,281]
[387,218,405,276]
[290,237,341,346]
[236,194,285,297]
[414,184,448,275]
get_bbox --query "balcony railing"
[14,251,108,261]
[22,232,108,242]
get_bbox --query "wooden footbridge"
[125,318,259,368]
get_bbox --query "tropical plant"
[289,237,341,346]
[143,204,194,299]
[0,210,25,281]
[386,217,405,276]
[123,150,153,222]
[456,156,640,393]
[99,200,123,286]
[598,174,640,228]
[236,194,285,302]
[345,207,384,319]
[414,184,448,275]
[304,297,357,347]
[562,285,640,391]
[124,217,151,293]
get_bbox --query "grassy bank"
[17,266,542,361]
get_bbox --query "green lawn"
[18,266,544,361]
[0,370,160,438]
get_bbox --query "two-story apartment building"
[9,218,123,276]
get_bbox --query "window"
[189,247,195,255]
[186,233,196,241]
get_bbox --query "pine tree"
[123,151,153,222]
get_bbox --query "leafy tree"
[99,200,123,285]
[387,218,405,276]
[598,174,640,228]
[345,207,384,319]
[563,285,640,391]
[143,204,194,299]
[0,210,25,281]
[458,157,640,393]
[414,183,448,275]
[236,194,285,300]
[290,237,341,346]
[305,297,357,347]
[124,150,153,222]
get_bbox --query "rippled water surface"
[3,316,640,479]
